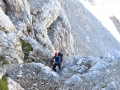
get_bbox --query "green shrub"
[4,31,9,34]
[0,27,5,30]
[42,34,44,38]
[85,63,91,69]
[19,18,23,21]
[38,60,42,63]
[27,28,31,34]
[20,38,33,55]
[3,58,9,64]
[0,75,8,90]
[32,17,36,24]
[102,86,104,88]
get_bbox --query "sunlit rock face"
[26,0,62,56]
[0,8,15,32]
[4,0,31,26]
[27,0,74,57]
[0,0,74,64]
[59,0,120,57]
[0,31,24,63]
[0,8,24,63]
[47,10,75,56]
[7,77,25,90]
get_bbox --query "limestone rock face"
[28,0,61,27]
[48,10,74,56]
[0,67,6,79]
[7,77,25,90]
[21,0,74,63]
[0,31,24,63]
[6,33,24,63]
[0,0,74,64]
[4,0,31,26]
[28,0,62,53]
[0,8,15,32]
[4,0,32,39]
[0,0,6,12]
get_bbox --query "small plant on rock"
[4,30,9,34]
[32,17,36,24]
[27,28,31,34]
[85,63,91,69]
[0,75,8,90]
[3,58,9,64]
[20,38,33,61]
[38,59,42,63]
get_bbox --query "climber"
[52,52,61,72]
[58,51,63,62]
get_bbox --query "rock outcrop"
[0,0,74,64]
[7,77,25,90]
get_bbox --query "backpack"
[58,52,63,62]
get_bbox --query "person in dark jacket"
[52,52,61,72]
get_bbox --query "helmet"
[55,52,58,56]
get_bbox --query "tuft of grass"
[38,60,42,63]
[93,83,96,86]
[0,75,8,90]
[32,17,36,24]
[0,27,9,34]
[19,18,23,21]
[100,56,103,59]
[102,86,106,88]
[4,31,9,34]
[48,26,52,29]
[26,60,32,63]
[85,63,91,69]
[74,34,76,37]
[42,34,44,38]
[27,28,31,34]
[0,27,5,30]
[20,38,33,58]
[3,58,9,64]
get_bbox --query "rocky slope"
[0,0,120,90]
[1,50,120,90]
[60,0,120,56]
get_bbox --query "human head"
[55,52,58,56]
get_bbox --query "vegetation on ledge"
[0,75,8,90]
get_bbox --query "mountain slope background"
[60,0,120,57]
